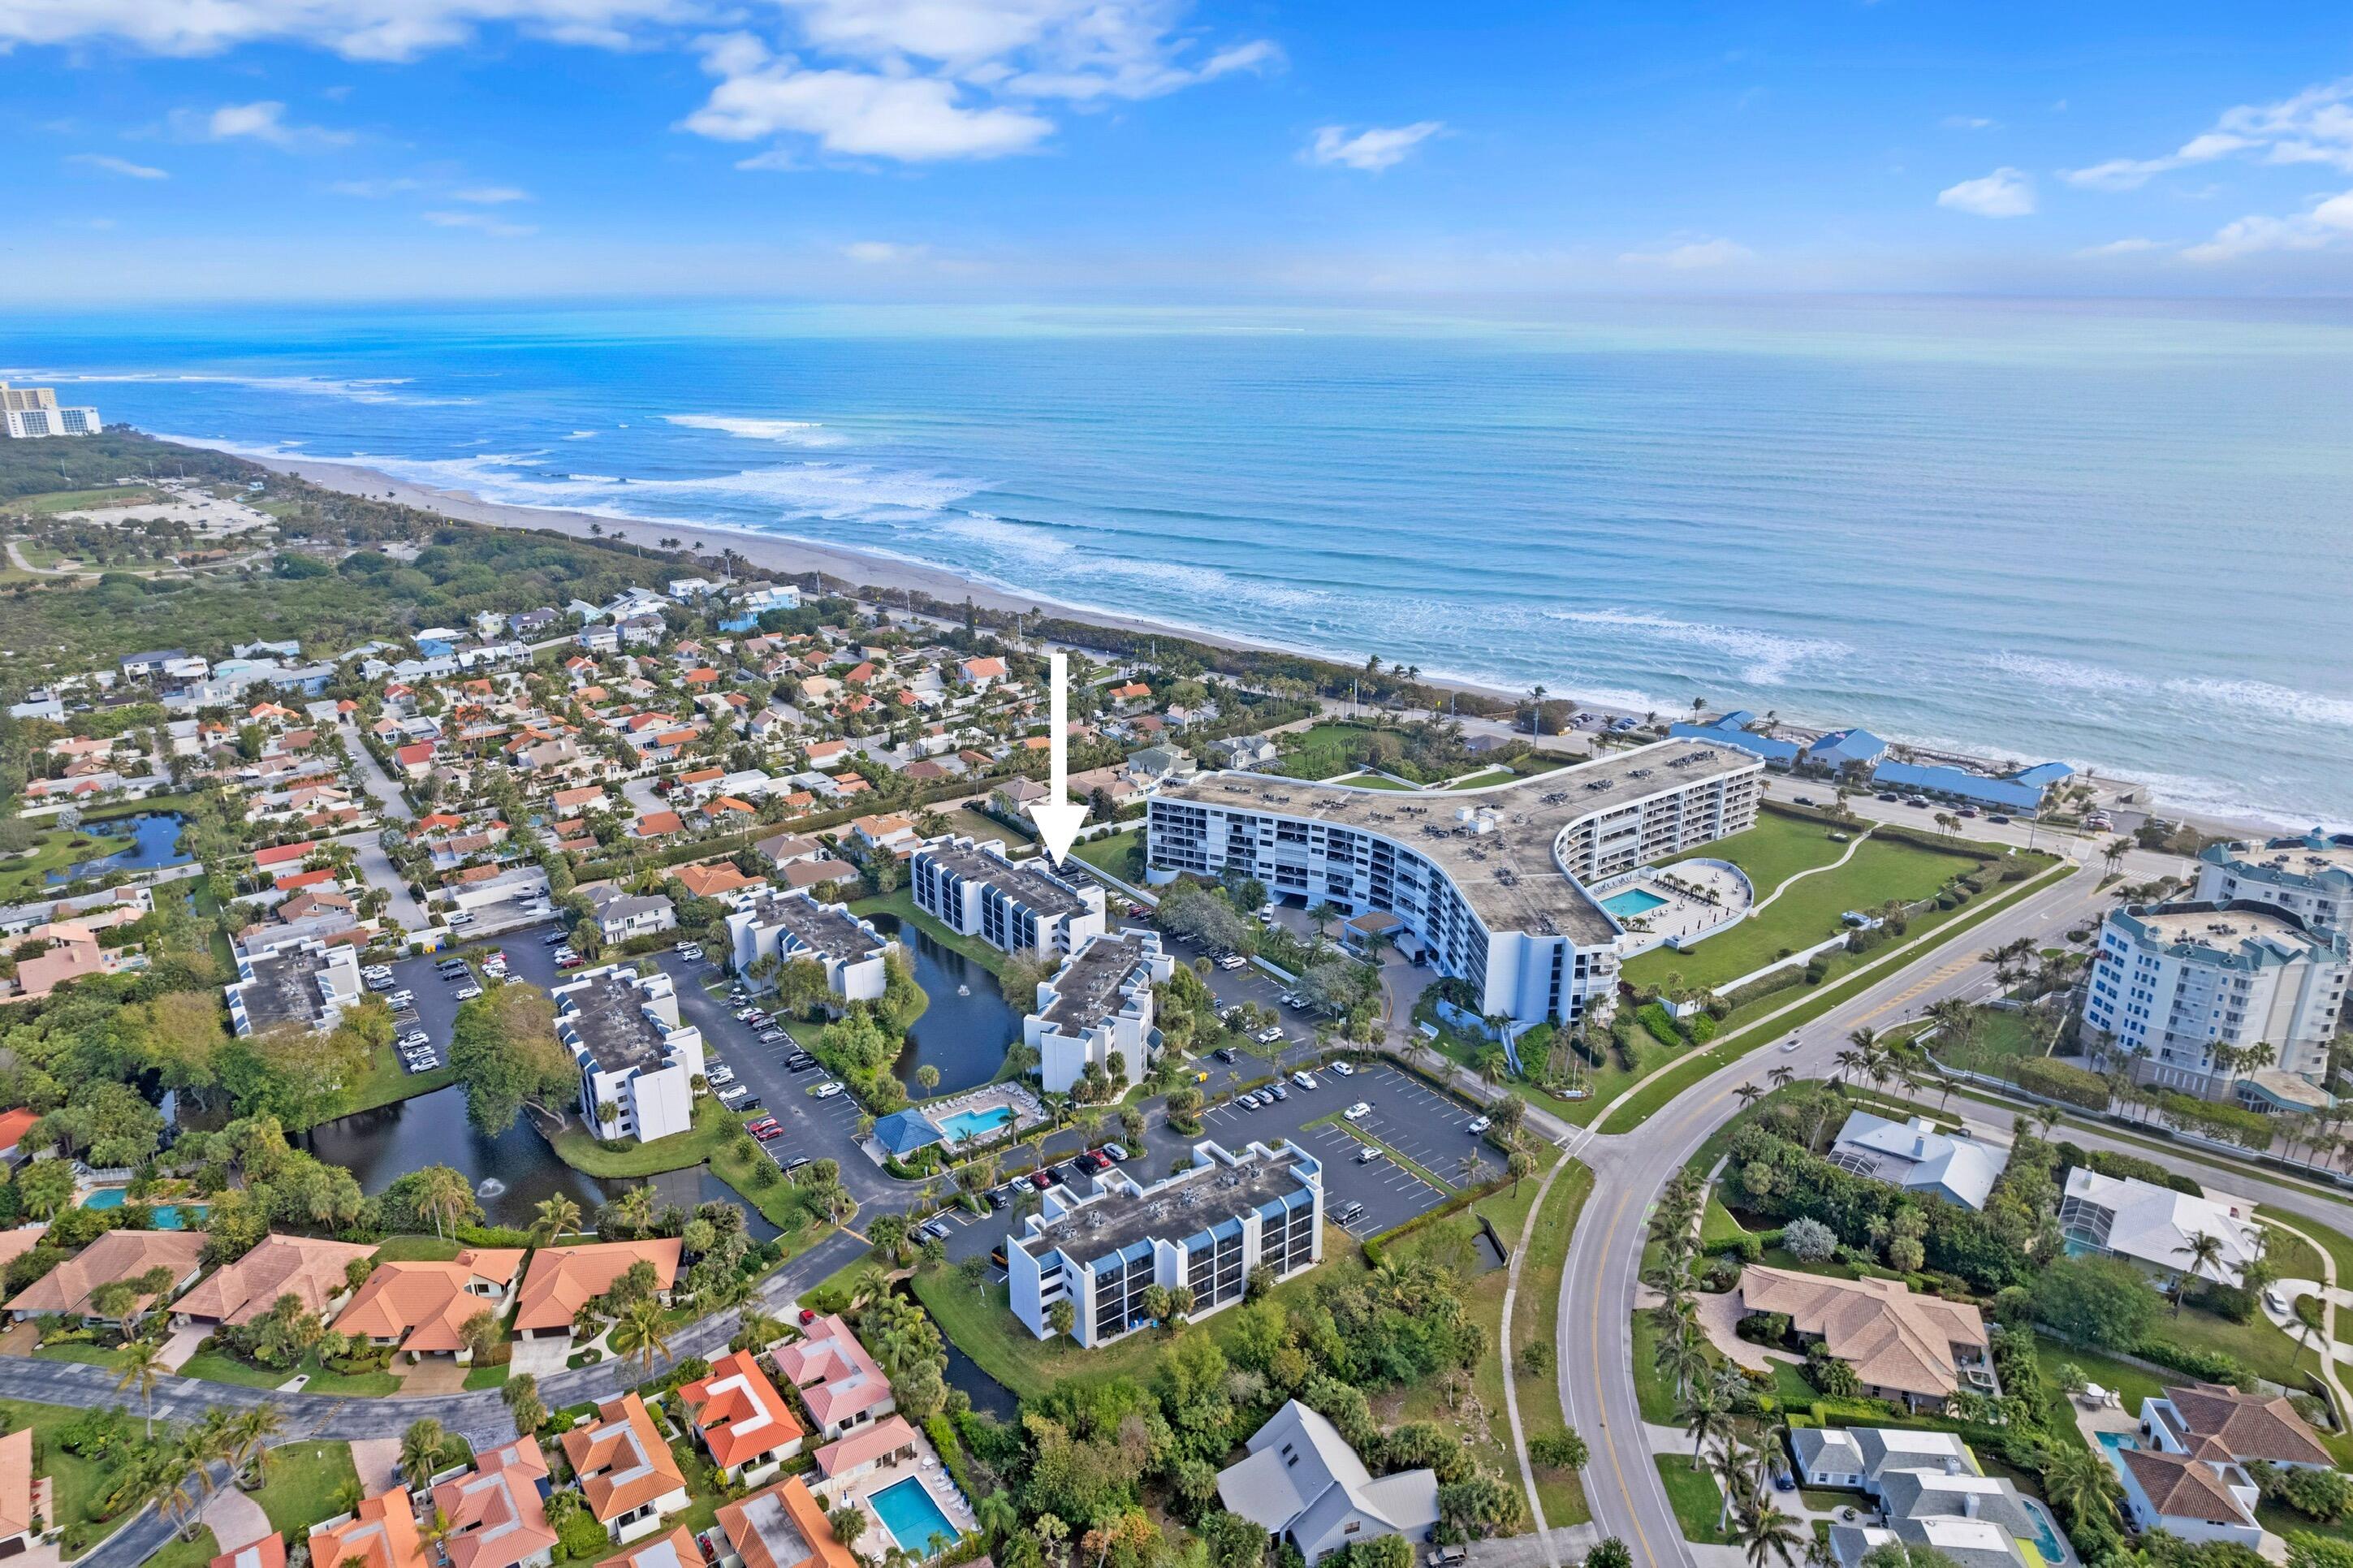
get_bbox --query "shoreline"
[226,446,2286,841]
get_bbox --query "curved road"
[1555,853,2353,1566]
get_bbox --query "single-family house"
[0,1428,45,1561]
[311,1490,430,1568]
[1736,1267,1994,1411]
[712,1478,857,1568]
[2143,1384,2334,1471]
[563,1393,692,1544]
[513,1240,683,1346]
[172,1234,377,1331]
[581,884,677,944]
[432,1437,559,1568]
[810,1415,922,1488]
[1826,1112,2010,1211]
[1215,1400,1439,1566]
[334,1249,527,1362]
[681,1350,807,1485]
[4,1228,205,1325]
[2058,1169,2264,1287]
[771,1314,896,1441]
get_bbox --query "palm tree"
[1657,1330,1712,1406]
[2173,1231,2227,1312]
[227,1403,287,1488]
[611,1296,675,1378]
[417,1166,472,1241]
[1734,1083,1764,1112]
[1675,1381,1731,1471]
[158,1452,209,1543]
[115,1336,166,1440]
[531,1194,582,1246]
[1768,1066,1794,1091]
[401,1419,451,1490]
[2038,1441,2121,1527]
[1732,1495,1805,1568]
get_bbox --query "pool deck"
[857,1082,1047,1169]
[816,1428,976,1559]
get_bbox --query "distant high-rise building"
[1,383,100,438]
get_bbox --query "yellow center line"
[1591,1186,1660,1565]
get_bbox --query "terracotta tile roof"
[253,840,321,866]
[771,1314,893,1431]
[333,1250,525,1353]
[0,1428,32,1540]
[2165,1382,2334,1467]
[2118,1446,2252,1526]
[812,1415,919,1479]
[555,786,607,810]
[562,1393,687,1526]
[211,1532,288,1568]
[716,1478,857,1568]
[512,1240,681,1334]
[1738,1266,1988,1402]
[431,1437,558,1568]
[4,1228,204,1318]
[682,1350,805,1471]
[635,811,685,838]
[0,1108,37,1155]
[174,1234,378,1326]
[597,1527,701,1568]
[310,1489,430,1568]
[673,862,759,898]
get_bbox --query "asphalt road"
[1552,852,2353,1566]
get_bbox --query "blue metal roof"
[1870,760,2044,810]
[871,1109,945,1155]
[1669,716,1803,764]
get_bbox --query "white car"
[397,1031,430,1050]
[1291,1070,1318,1090]
[452,985,482,1000]
[811,1081,845,1099]
[1344,1102,1372,1121]
[1254,1026,1284,1045]
[717,1083,750,1103]
[1329,1060,1354,1077]
[1781,1037,1802,1053]
[1466,1116,1492,1135]
[678,944,702,961]
[388,991,414,1008]
[707,1066,737,1086]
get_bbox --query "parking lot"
[370,922,575,1074]
[1197,1060,1465,1234]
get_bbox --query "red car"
[798,1307,818,1325]
[1075,1150,1111,1175]
[555,955,585,970]
[749,1118,783,1140]
[1028,1169,1055,1190]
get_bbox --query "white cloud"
[0,0,693,61]
[1303,121,1444,173]
[191,100,353,150]
[683,37,1054,161]
[67,153,168,179]
[1936,166,2035,217]
[423,208,536,236]
[2067,76,2353,190]
[2182,188,2353,262]
[843,240,923,262]
[452,184,528,202]
[2075,236,2166,257]
[1942,115,1995,131]
[1618,237,1754,270]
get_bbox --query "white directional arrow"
[1028,650,1087,866]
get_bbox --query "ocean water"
[9,297,2352,827]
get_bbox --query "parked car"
[678,944,702,961]
[718,1084,750,1104]
[388,990,414,1008]
[1335,1202,1366,1225]
[1254,1026,1284,1045]
[786,1053,818,1072]
[1466,1115,1491,1135]
[1214,1047,1237,1064]
[451,984,482,1000]
[734,1007,765,1022]
[1329,1060,1354,1077]
[1266,1083,1288,1102]
[1345,1102,1372,1121]
[398,1031,430,1050]
[757,1029,787,1043]
[367,975,395,991]
[1988,814,2013,824]
[1355,1146,1384,1165]
[1101,1143,1129,1163]
[991,1244,1009,1268]
[1217,953,1246,970]
[1291,1070,1317,1089]
[923,1218,954,1241]
[707,1066,737,1086]
[556,955,585,970]
[749,1118,783,1140]
[784,1155,811,1174]
[1028,1169,1056,1190]
[1075,1151,1110,1174]
[811,1081,844,1099]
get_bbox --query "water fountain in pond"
[478,1179,508,1199]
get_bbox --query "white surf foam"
[1542,607,1848,685]
[663,414,847,447]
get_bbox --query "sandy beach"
[231,448,2269,840]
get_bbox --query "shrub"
[1637,1003,1681,1047]
[1687,1013,1719,1044]
[1738,1311,1792,1346]
[1781,1217,1837,1262]
[2014,1057,2109,1110]
[2033,1255,2159,1346]
[2133,1335,2251,1389]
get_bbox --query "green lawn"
[1932,1007,2054,1079]
[1336,771,1415,790]
[1073,826,1142,880]
[464,1364,512,1391]
[19,484,164,512]
[1626,830,1983,991]
[550,1095,750,1177]
[253,1440,361,1536]
[942,805,1026,847]
[911,1228,1363,1401]
[179,1346,403,1397]
[2033,1341,2167,1414]
[337,1045,460,1119]
[0,1396,160,1557]
[850,886,1009,978]
[146,1527,223,1568]
[710,1134,827,1246]
[1652,1454,1733,1544]
[33,1341,138,1372]
[373,1234,463,1262]
[1660,808,1854,897]
[1512,1160,1595,1528]
[0,822,137,899]
[2157,1300,2311,1389]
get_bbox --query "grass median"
[1511,1158,1594,1528]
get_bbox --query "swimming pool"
[83,1188,209,1230]
[2018,1498,2069,1564]
[1600,887,1669,918]
[936,1104,1015,1143]
[870,1476,959,1557]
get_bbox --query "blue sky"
[6,0,2352,300]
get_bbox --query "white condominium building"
[223,935,364,1037]
[552,963,706,1143]
[2,383,100,438]
[1008,1139,1323,1347]
[1027,931,1176,1094]
[2195,833,2353,938]
[2084,901,2351,1098]
[724,887,895,1002]
[1146,738,1763,1026]
[909,835,1104,961]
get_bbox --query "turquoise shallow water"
[870,1476,958,1557]
[1601,888,1669,918]
[937,1105,1015,1142]
[11,297,2352,825]
[82,1188,207,1229]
